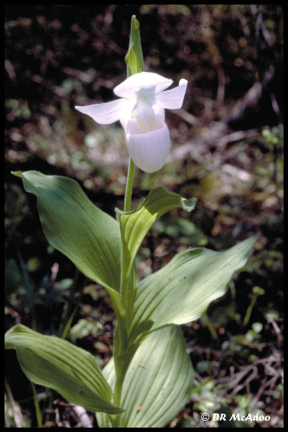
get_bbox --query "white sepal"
[114,72,173,99]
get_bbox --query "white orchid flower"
[75,72,188,173]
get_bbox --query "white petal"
[114,72,172,99]
[75,98,129,124]
[126,124,171,173]
[155,79,188,110]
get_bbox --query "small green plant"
[5,16,256,427]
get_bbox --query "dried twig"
[72,404,93,428]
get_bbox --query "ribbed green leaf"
[13,171,123,314]
[5,325,124,414]
[116,186,196,287]
[97,325,194,427]
[129,236,257,343]
[125,16,145,77]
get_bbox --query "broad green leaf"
[96,325,194,427]
[5,325,124,414]
[13,171,123,314]
[116,186,196,289]
[128,236,257,343]
[125,16,145,77]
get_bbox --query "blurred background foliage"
[5,5,283,428]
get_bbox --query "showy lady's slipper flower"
[75,72,188,173]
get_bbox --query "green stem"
[124,157,135,213]
[120,157,135,311]
[112,318,127,399]
[31,382,43,427]
[111,159,135,412]
[120,158,135,311]
[243,296,257,327]
[109,315,128,429]
[203,311,219,340]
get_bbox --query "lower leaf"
[5,325,124,414]
[96,325,194,427]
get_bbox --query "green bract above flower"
[75,72,188,173]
